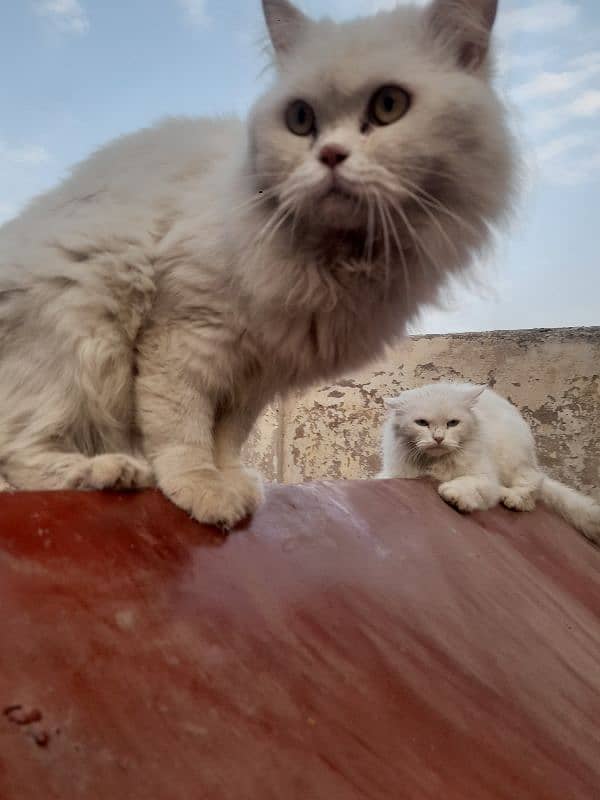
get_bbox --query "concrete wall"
[244,327,600,500]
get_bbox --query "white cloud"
[178,0,210,27]
[329,0,427,17]
[569,51,600,71]
[366,0,404,10]
[35,0,89,35]
[537,133,587,163]
[0,142,50,166]
[498,1,579,36]
[546,148,600,186]
[502,48,555,73]
[0,203,17,225]
[570,89,600,116]
[513,63,600,102]
[527,87,600,134]
[534,131,600,186]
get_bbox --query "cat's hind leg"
[2,450,154,491]
[501,468,542,512]
[438,475,502,513]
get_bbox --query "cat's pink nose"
[319,144,349,169]
[433,435,444,444]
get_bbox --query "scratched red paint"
[0,480,599,799]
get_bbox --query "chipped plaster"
[245,328,600,501]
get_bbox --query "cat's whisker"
[373,193,391,293]
[365,193,375,263]
[290,202,302,245]
[229,184,283,215]
[403,164,460,184]
[386,195,438,282]
[251,201,290,255]
[394,185,460,264]
[377,194,392,291]
[258,197,296,252]
[380,200,410,298]
[399,175,480,240]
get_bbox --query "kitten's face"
[247,0,512,261]
[390,384,483,458]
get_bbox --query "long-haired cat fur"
[0,0,514,527]
[380,382,600,544]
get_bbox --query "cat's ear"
[425,0,498,71]
[262,0,312,60]
[464,384,487,406]
[383,396,403,410]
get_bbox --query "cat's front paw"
[222,466,264,513]
[160,467,263,530]
[438,482,486,513]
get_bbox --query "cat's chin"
[312,190,365,231]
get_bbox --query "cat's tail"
[539,475,600,544]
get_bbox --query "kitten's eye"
[447,420,460,428]
[369,85,411,126]
[415,419,429,427]
[285,100,316,137]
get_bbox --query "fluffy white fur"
[0,0,514,527]
[380,382,600,544]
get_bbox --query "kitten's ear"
[262,0,312,60]
[425,0,498,71]
[464,384,487,406]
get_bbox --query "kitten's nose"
[433,435,444,444]
[319,144,349,169]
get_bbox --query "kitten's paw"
[438,482,486,513]
[501,489,536,512]
[160,467,262,530]
[68,454,155,490]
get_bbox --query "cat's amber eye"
[447,420,460,428]
[285,100,316,137]
[415,419,429,427]
[369,85,411,126]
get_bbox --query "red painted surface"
[1,479,599,799]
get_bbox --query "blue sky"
[1,0,599,334]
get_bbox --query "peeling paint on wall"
[245,328,600,501]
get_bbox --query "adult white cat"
[0,0,513,527]
[380,382,600,543]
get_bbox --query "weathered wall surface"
[245,327,600,500]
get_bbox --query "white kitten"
[0,0,514,528]
[380,382,600,544]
